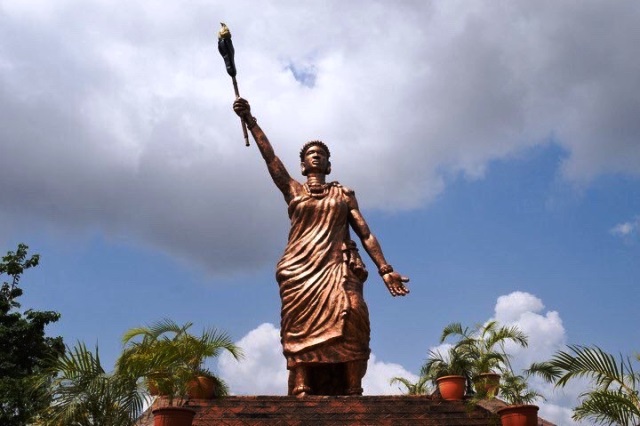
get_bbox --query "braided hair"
[299,140,330,161]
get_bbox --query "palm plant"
[389,375,431,395]
[421,344,474,382]
[528,345,640,425]
[441,320,528,377]
[116,319,242,404]
[421,344,474,400]
[499,371,543,406]
[495,370,543,425]
[33,342,146,426]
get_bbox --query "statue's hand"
[233,97,252,121]
[382,272,410,297]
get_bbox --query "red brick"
[136,395,556,426]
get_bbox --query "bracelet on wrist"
[378,264,393,276]
[245,115,257,130]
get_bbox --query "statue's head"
[300,140,331,176]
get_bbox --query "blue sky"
[2,2,640,424]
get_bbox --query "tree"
[529,345,640,425]
[34,342,145,426]
[0,243,64,425]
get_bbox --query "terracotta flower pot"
[187,375,217,399]
[473,372,501,397]
[152,406,196,426]
[436,375,466,400]
[497,404,539,426]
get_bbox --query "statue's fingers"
[401,276,410,283]
[233,98,248,108]
[387,283,398,296]
[396,283,409,295]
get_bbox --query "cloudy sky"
[2,1,639,424]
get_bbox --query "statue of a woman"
[233,98,409,396]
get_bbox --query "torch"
[218,23,249,147]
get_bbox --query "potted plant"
[496,371,542,426]
[173,329,239,400]
[116,319,242,426]
[186,369,229,399]
[421,344,473,400]
[440,321,528,398]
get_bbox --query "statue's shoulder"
[330,182,356,197]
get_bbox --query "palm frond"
[199,327,244,361]
[121,318,193,344]
[485,325,528,349]
[440,322,468,343]
[526,361,563,383]
[37,342,144,426]
[390,375,431,395]
[117,320,242,402]
[536,345,640,426]
[573,389,640,425]
[499,372,543,405]
[552,345,628,390]
[421,346,473,381]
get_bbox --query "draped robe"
[276,182,370,368]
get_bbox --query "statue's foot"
[346,387,363,396]
[292,385,312,397]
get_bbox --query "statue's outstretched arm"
[233,98,299,202]
[347,193,410,297]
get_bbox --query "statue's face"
[302,145,329,174]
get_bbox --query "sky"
[2,1,640,424]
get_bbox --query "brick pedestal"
[136,395,525,426]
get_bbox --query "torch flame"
[218,22,231,39]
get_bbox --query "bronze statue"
[233,98,409,397]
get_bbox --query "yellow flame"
[218,22,231,39]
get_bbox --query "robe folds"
[276,182,370,369]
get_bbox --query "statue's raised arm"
[233,98,300,203]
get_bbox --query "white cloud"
[491,291,596,425]
[612,222,635,236]
[1,1,639,273]
[494,291,546,324]
[218,323,288,395]
[537,403,575,426]
[218,322,417,396]
[611,216,640,239]
[494,292,565,366]
[363,354,419,396]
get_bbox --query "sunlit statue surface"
[234,98,409,396]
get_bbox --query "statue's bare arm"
[347,193,410,297]
[233,98,300,203]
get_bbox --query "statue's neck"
[306,174,326,186]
